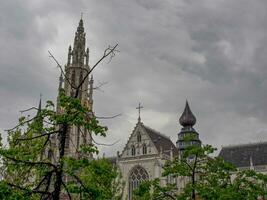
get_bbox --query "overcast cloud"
[1,0,267,156]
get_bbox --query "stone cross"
[136,102,143,122]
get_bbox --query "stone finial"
[160,146,163,157]
[249,156,254,170]
[170,146,173,160]
[67,45,72,65]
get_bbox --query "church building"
[47,18,267,200]
[47,19,203,199]
[114,101,201,199]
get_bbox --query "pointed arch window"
[131,145,136,156]
[79,71,83,86]
[142,144,147,155]
[128,166,149,200]
[48,149,53,160]
[137,133,141,142]
[71,70,76,86]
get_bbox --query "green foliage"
[134,140,267,200]
[133,178,177,200]
[62,157,123,200]
[0,90,122,199]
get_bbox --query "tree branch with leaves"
[0,44,122,200]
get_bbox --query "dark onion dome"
[179,100,196,127]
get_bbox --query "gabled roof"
[219,142,267,168]
[141,124,179,156]
[120,121,179,158]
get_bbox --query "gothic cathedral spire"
[64,18,92,109]
[58,18,93,158]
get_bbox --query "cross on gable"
[136,102,143,122]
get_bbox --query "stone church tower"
[55,18,94,159]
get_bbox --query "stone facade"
[113,102,201,200]
[116,120,178,199]
[47,18,267,200]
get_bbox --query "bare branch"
[4,155,57,169]
[43,119,56,126]
[62,179,72,200]
[33,170,54,192]
[91,136,120,147]
[72,174,87,191]
[7,182,52,196]
[42,134,51,149]
[20,107,39,113]
[77,126,119,147]
[182,160,193,172]
[75,44,118,97]
[81,81,108,93]
[48,50,76,89]
[95,113,122,119]
[43,169,53,199]
[104,45,120,64]
[93,81,108,91]
[5,117,36,131]
[16,130,59,142]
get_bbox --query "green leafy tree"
[0,45,121,200]
[134,140,267,200]
[133,179,177,200]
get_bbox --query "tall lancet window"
[48,149,53,160]
[71,70,76,86]
[131,145,136,156]
[142,144,147,155]
[78,72,83,99]
[137,133,141,142]
[128,166,149,200]
[79,72,83,86]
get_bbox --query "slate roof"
[142,124,179,156]
[219,142,267,168]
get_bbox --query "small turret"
[57,73,64,113]
[88,75,94,110]
[59,72,63,90]
[85,47,89,66]
[37,95,42,116]
[35,95,43,133]
[67,45,72,65]
[176,101,201,153]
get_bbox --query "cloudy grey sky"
[1,0,267,156]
